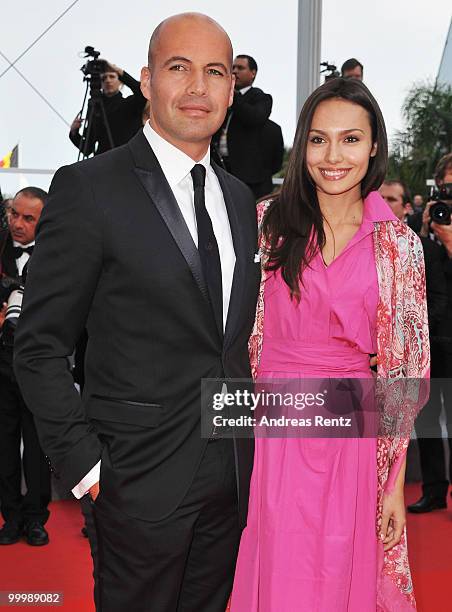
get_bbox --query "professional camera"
[76,46,114,158]
[429,183,452,225]
[0,275,24,347]
[321,61,340,81]
[81,46,107,81]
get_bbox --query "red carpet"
[0,485,450,611]
[0,500,94,612]
[405,484,452,612]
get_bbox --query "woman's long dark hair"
[263,77,388,299]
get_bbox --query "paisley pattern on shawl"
[248,197,430,611]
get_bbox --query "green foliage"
[388,81,452,196]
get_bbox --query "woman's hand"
[380,487,406,551]
[380,455,407,551]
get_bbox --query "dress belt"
[259,339,370,374]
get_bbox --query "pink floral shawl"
[248,196,430,611]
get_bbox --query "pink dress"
[231,197,396,611]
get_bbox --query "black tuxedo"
[213,87,274,198]
[0,231,18,379]
[415,238,452,499]
[0,232,36,280]
[0,230,50,527]
[420,236,447,331]
[14,131,260,610]
[0,230,19,277]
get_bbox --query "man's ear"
[228,75,235,107]
[140,66,151,100]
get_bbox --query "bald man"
[15,13,260,611]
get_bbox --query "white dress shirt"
[238,85,252,96]
[143,121,236,327]
[13,240,35,276]
[72,123,236,499]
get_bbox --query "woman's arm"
[380,454,407,551]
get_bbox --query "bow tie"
[13,245,34,259]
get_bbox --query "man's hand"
[70,114,82,134]
[380,487,406,551]
[420,201,435,237]
[102,60,124,77]
[431,221,452,257]
[89,481,100,502]
[0,302,7,327]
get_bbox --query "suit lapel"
[129,133,209,305]
[212,164,246,350]
[0,232,19,278]
[129,132,249,348]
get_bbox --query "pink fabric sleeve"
[384,450,406,494]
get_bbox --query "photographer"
[419,153,452,246]
[408,152,452,513]
[0,187,51,546]
[69,60,146,156]
[379,179,447,329]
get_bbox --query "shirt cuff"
[71,461,101,499]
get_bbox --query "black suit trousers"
[0,373,51,524]
[415,341,452,497]
[92,438,240,612]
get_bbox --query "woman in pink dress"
[230,78,430,611]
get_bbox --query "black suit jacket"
[406,215,450,339]
[14,131,260,524]
[261,119,284,176]
[431,240,452,342]
[420,237,447,334]
[0,230,19,279]
[0,231,20,378]
[213,87,273,184]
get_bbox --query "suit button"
[45,456,59,478]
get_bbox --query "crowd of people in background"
[0,45,287,554]
[1,53,451,521]
[0,32,450,610]
[379,154,452,515]
[0,188,50,546]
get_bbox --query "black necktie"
[13,245,34,259]
[191,164,223,336]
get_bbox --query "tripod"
[77,65,114,160]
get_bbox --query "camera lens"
[430,201,451,225]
